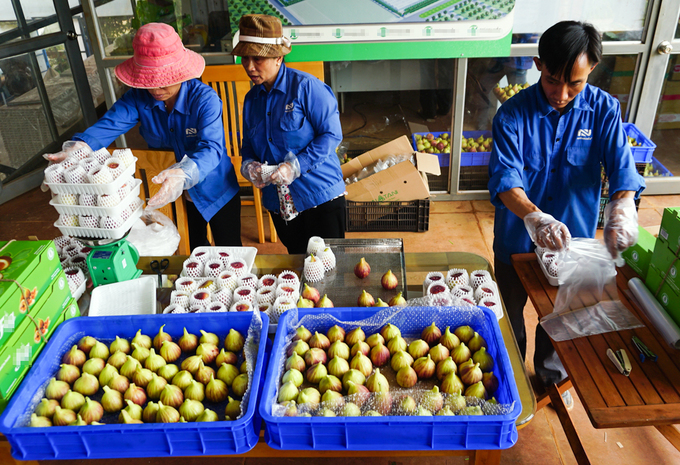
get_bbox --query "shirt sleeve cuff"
[608,169,646,198]
[488,169,524,207]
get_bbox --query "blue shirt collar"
[535,79,594,117]
[253,62,287,98]
[144,81,189,114]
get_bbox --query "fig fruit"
[370,343,390,367]
[35,398,59,418]
[73,372,99,397]
[365,333,385,348]
[297,296,314,308]
[357,290,375,307]
[472,347,494,372]
[309,331,330,351]
[157,363,179,382]
[306,362,328,384]
[131,343,150,364]
[56,364,80,385]
[286,352,306,372]
[62,345,86,367]
[89,341,110,360]
[206,375,228,403]
[316,294,334,308]
[294,325,313,342]
[421,386,443,413]
[454,325,475,344]
[351,341,370,358]
[98,364,118,388]
[224,329,245,352]
[172,370,193,391]
[319,375,342,394]
[350,352,373,377]
[366,368,389,392]
[396,366,417,388]
[301,284,320,304]
[110,336,130,355]
[278,381,299,403]
[388,292,406,307]
[354,257,371,279]
[421,322,442,346]
[387,336,407,355]
[467,332,487,352]
[413,354,436,379]
[439,326,461,351]
[436,356,457,381]
[381,270,398,290]
[200,330,219,346]
[178,328,198,353]
[374,298,389,307]
[327,356,350,379]
[407,339,430,359]
[160,341,182,363]
[153,324,172,352]
[131,330,152,350]
[180,399,205,422]
[328,340,350,360]
[451,342,472,365]
[428,343,450,364]
[217,362,240,386]
[345,327,366,346]
[390,350,414,372]
[82,358,106,377]
[304,347,327,366]
[327,325,345,343]
[342,369,366,391]
[185,380,206,402]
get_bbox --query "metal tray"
[301,238,406,307]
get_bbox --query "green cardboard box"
[0,269,72,412]
[658,207,680,253]
[648,239,680,294]
[0,240,62,349]
[622,226,656,279]
[645,264,680,328]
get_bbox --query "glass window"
[0,45,83,181]
[334,59,453,193]
[650,58,680,177]
[94,0,236,57]
[0,0,60,41]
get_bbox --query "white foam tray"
[535,249,560,287]
[181,246,258,276]
[50,179,142,217]
[89,275,157,316]
[54,204,143,240]
[45,158,138,196]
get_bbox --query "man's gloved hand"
[604,197,638,266]
[43,140,92,163]
[240,160,267,189]
[147,156,200,209]
[268,152,301,186]
[523,211,572,251]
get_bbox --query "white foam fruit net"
[270,306,515,418]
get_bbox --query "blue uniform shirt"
[488,82,645,264]
[73,79,239,222]
[240,63,345,213]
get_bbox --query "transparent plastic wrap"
[540,238,643,341]
[126,208,180,256]
[270,306,515,418]
[343,153,415,186]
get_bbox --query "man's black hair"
[538,21,602,81]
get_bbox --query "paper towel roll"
[628,277,680,349]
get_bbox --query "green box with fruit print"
[622,226,656,280]
[0,240,63,350]
[0,269,73,412]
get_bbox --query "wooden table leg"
[547,384,591,465]
[536,378,573,411]
[471,449,501,465]
[656,425,680,452]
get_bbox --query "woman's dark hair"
[538,21,602,80]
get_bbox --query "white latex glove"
[524,212,572,251]
[43,140,92,163]
[147,155,200,209]
[604,197,638,266]
[241,159,267,189]
[267,152,301,186]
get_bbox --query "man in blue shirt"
[488,21,645,399]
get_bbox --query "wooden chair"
[200,61,326,244]
[133,149,191,256]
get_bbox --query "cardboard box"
[622,226,656,279]
[648,239,680,294]
[645,265,680,328]
[658,207,680,252]
[0,240,62,349]
[0,269,72,412]
[341,136,441,202]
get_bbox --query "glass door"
[636,0,680,194]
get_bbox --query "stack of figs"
[29,325,250,427]
[277,321,501,417]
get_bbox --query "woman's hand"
[241,160,268,188]
[269,152,301,186]
[147,156,200,209]
[43,141,92,163]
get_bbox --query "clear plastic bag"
[126,208,181,256]
[540,238,643,341]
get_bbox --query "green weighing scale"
[81,233,142,287]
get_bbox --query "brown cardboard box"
[341,136,441,202]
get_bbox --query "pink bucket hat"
[114,23,205,89]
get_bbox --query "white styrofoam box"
[54,203,143,240]
[183,246,258,276]
[89,275,157,316]
[49,179,142,216]
[45,157,137,196]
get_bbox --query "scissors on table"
[150,258,170,287]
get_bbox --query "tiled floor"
[1,188,680,464]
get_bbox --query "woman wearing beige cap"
[46,23,242,248]
[233,14,346,254]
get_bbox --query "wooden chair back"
[133,149,190,256]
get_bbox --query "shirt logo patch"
[577,129,592,140]
[285,103,295,112]
[186,128,197,136]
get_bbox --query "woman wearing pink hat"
[46,23,242,248]
[234,14,346,254]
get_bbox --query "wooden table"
[512,253,680,464]
[133,251,536,465]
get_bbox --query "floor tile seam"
[543,406,571,465]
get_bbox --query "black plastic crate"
[598,197,641,228]
[459,165,489,191]
[346,199,430,232]
[428,166,449,192]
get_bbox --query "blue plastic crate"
[623,122,656,163]
[259,306,521,451]
[412,131,492,167]
[641,157,673,177]
[0,312,269,460]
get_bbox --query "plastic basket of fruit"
[493,82,530,103]
[49,180,142,217]
[461,131,493,166]
[412,132,451,167]
[623,123,656,163]
[0,312,269,460]
[53,202,143,240]
[45,158,138,196]
[259,306,521,451]
[637,157,673,177]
